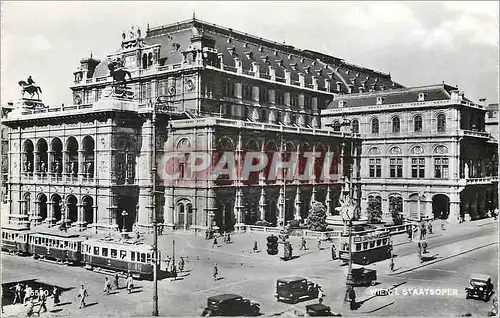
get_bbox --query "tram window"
[111,249,117,259]
[140,253,146,263]
[383,239,388,245]
[363,242,368,249]
[131,251,135,261]
[93,246,99,255]
[102,248,108,257]
[120,250,127,259]
[64,241,69,248]
[377,240,381,246]
[356,243,361,251]
[369,241,375,248]
[146,253,151,263]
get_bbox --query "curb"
[390,241,498,275]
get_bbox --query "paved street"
[2,220,497,317]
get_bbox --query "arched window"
[392,116,400,133]
[351,119,359,133]
[437,114,446,132]
[142,54,148,69]
[414,115,423,132]
[371,118,379,134]
[148,52,153,67]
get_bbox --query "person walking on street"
[253,239,258,253]
[52,286,61,307]
[213,263,219,281]
[114,273,120,290]
[390,255,395,271]
[24,284,32,304]
[126,274,134,294]
[317,237,322,250]
[331,244,337,260]
[179,257,185,272]
[12,282,22,304]
[212,235,218,248]
[226,233,231,243]
[77,285,88,309]
[441,219,446,231]
[317,286,324,304]
[300,237,307,250]
[38,287,48,313]
[171,264,177,281]
[428,222,433,235]
[103,277,111,295]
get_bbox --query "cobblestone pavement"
[1,218,497,317]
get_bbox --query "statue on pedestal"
[18,76,42,99]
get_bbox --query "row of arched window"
[332,114,447,134]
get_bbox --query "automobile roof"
[470,274,491,281]
[306,304,331,311]
[208,294,242,302]
[277,276,307,283]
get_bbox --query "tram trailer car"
[339,230,393,265]
[1,226,30,255]
[28,232,84,264]
[83,238,157,280]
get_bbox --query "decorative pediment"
[389,146,402,155]
[434,145,448,154]
[411,145,424,154]
[369,147,381,155]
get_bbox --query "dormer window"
[300,58,305,63]
[355,73,360,78]
[274,50,279,56]
[418,92,426,101]
[312,60,316,66]
[261,56,269,63]
[245,51,253,60]
[288,54,293,60]
[259,46,264,52]
[227,47,236,56]
[305,66,311,74]
[171,43,180,52]
[380,85,385,91]
[277,59,284,67]
[243,42,249,48]
[339,100,345,107]
[290,63,298,70]
[345,70,350,75]
[335,67,340,72]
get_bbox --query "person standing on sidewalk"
[103,277,111,295]
[12,282,22,304]
[349,287,356,310]
[390,255,395,271]
[331,244,337,260]
[178,257,185,272]
[212,235,218,248]
[52,286,61,307]
[253,239,258,253]
[126,274,134,294]
[38,287,48,313]
[317,237,322,250]
[114,273,120,290]
[317,286,324,304]
[77,285,88,309]
[428,222,433,235]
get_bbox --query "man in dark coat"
[349,287,356,310]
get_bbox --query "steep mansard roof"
[326,84,474,109]
[143,18,403,94]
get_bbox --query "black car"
[305,304,342,317]
[202,294,260,316]
[465,274,494,302]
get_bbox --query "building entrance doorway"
[432,194,450,219]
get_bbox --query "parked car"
[275,276,319,303]
[305,304,342,316]
[465,274,494,301]
[201,294,260,316]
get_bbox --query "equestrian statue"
[18,76,42,99]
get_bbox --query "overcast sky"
[1,1,498,107]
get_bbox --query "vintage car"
[201,294,260,316]
[351,267,377,287]
[305,304,342,317]
[275,276,319,303]
[465,274,494,301]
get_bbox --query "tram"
[1,225,30,255]
[338,229,393,265]
[82,238,157,280]
[28,230,85,264]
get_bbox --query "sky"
[1,1,498,107]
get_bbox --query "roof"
[327,84,472,109]
[306,304,331,311]
[143,18,402,94]
[84,238,153,251]
[277,276,307,283]
[208,294,242,302]
[470,274,491,281]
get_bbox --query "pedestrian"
[222,231,227,243]
[422,241,428,254]
[441,220,446,231]
[136,230,140,240]
[300,237,307,250]
[317,286,324,304]
[12,282,22,304]
[390,255,395,271]
[212,235,218,248]
[349,287,356,310]
[77,285,88,309]
[126,274,134,294]
[114,273,120,290]
[331,244,337,260]
[52,286,61,307]
[165,255,172,272]
[428,222,433,235]
[103,277,111,295]
[178,257,185,272]
[317,237,322,250]
[226,233,231,243]
[213,263,218,281]
[38,287,47,313]
[24,284,32,304]
[171,264,177,281]
[253,239,258,253]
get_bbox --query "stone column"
[34,150,39,180]
[339,142,345,180]
[47,151,53,178]
[259,188,266,221]
[164,187,175,229]
[78,150,84,180]
[294,187,301,221]
[449,201,460,224]
[63,151,69,179]
[234,188,245,231]
[277,187,284,227]
[46,201,55,226]
[310,187,317,206]
[325,186,332,215]
[76,203,86,230]
[31,200,41,226]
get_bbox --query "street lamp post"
[340,177,355,303]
